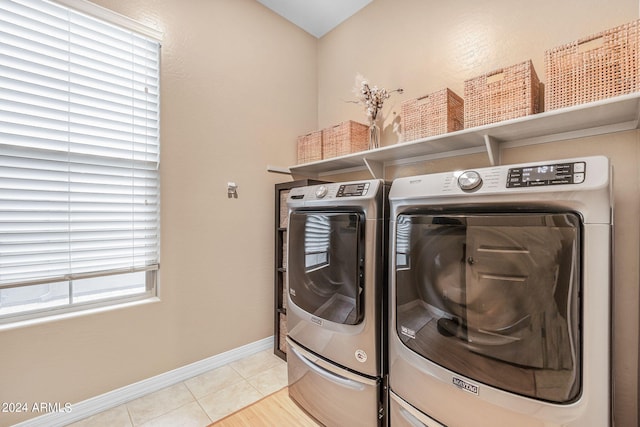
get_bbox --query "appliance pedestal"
[287,338,381,427]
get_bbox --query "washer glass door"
[289,211,364,325]
[395,212,581,403]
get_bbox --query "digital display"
[506,162,584,188]
[522,165,561,182]
[337,182,369,197]
[342,184,360,194]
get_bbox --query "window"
[0,0,161,322]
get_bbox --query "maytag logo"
[452,377,479,395]
[311,316,323,326]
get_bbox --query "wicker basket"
[464,60,541,128]
[296,131,322,164]
[279,190,289,228]
[281,232,287,270]
[282,271,287,310]
[545,20,640,111]
[278,313,287,354]
[401,88,464,141]
[322,120,369,159]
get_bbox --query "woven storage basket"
[282,271,287,310]
[279,190,289,228]
[401,88,464,141]
[545,20,640,111]
[281,232,287,270]
[278,313,287,353]
[322,120,369,159]
[296,131,322,164]
[464,60,540,128]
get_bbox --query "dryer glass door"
[289,211,364,325]
[395,212,581,403]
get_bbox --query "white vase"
[368,121,380,150]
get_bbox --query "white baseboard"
[13,336,274,427]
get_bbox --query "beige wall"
[316,0,639,425]
[318,0,639,134]
[0,1,316,425]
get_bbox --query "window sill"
[0,297,161,332]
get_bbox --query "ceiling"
[256,0,373,38]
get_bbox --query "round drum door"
[395,211,581,403]
[288,211,365,325]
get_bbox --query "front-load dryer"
[388,156,612,427]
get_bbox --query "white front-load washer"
[388,156,612,426]
[286,179,389,427]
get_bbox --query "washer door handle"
[399,406,448,427]
[289,345,365,391]
[399,407,428,427]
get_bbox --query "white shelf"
[271,92,640,179]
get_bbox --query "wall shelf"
[271,92,640,179]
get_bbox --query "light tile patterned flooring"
[67,350,288,427]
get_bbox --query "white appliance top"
[389,156,612,223]
[288,179,383,206]
[390,156,609,198]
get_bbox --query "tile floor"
[66,349,288,427]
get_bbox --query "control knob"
[315,185,328,198]
[458,170,482,192]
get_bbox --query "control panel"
[289,181,373,201]
[507,161,586,188]
[336,182,370,197]
[391,156,607,201]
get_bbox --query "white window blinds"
[0,0,160,288]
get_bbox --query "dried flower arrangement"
[351,74,403,124]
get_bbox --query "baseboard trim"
[13,336,273,427]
